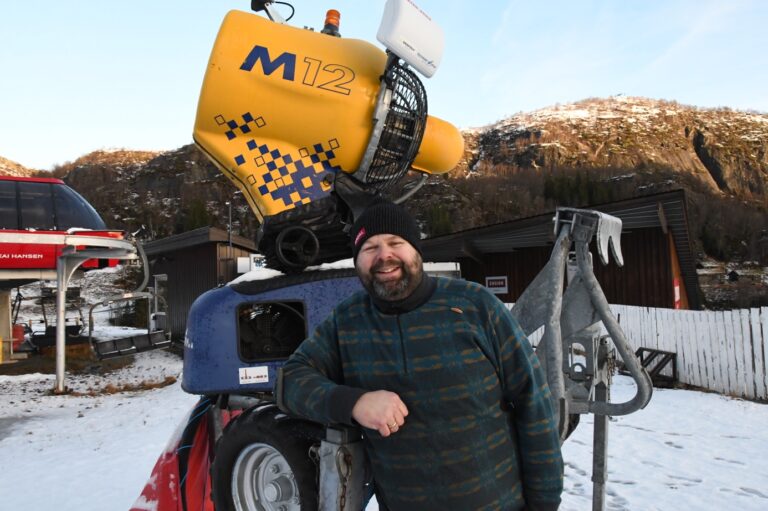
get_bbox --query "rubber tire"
[275,226,320,272]
[211,404,319,511]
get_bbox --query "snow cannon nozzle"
[194,2,461,270]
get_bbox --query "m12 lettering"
[240,45,355,95]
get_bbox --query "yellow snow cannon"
[193,0,463,270]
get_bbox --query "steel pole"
[592,380,609,511]
[55,255,86,393]
[54,258,69,393]
[227,201,232,248]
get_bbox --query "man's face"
[355,233,423,301]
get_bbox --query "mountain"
[1,97,765,306]
[459,96,767,201]
[56,146,259,241]
[426,97,767,261]
[418,97,767,307]
[0,156,36,177]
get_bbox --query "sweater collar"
[369,273,437,314]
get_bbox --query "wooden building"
[422,190,701,309]
[144,227,256,340]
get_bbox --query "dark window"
[53,184,107,230]
[0,181,18,229]
[237,301,306,362]
[19,182,55,230]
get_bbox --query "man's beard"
[361,254,423,301]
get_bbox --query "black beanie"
[350,201,422,261]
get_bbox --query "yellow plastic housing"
[413,115,465,174]
[194,10,463,221]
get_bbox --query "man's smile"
[373,262,403,281]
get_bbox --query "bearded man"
[281,201,563,511]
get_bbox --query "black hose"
[131,241,150,294]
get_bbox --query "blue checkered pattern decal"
[215,112,266,141]
[215,112,341,209]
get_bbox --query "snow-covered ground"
[1,350,767,510]
[0,351,195,510]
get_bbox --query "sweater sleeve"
[280,310,367,425]
[484,293,564,509]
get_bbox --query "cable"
[274,1,295,21]
[177,397,213,511]
[186,400,213,425]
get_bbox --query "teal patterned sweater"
[282,277,563,511]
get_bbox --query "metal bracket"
[513,206,651,510]
[554,208,624,266]
[318,425,368,511]
[251,1,287,24]
[355,53,398,183]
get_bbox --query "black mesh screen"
[365,61,428,193]
[237,302,306,362]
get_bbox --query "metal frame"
[511,207,653,510]
[353,53,430,203]
[53,235,141,393]
[87,291,170,360]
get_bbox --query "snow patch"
[230,258,355,285]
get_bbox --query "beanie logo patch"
[354,227,367,247]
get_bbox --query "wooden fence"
[509,304,768,401]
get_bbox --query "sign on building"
[485,275,508,294]
[237,254,266,273]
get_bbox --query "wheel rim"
[231,442,302,511]
[275,226,320,269]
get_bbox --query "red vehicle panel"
[1,176,121,272]
[0,230,124,270]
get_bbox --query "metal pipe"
[592,380,609,511]
[536,225,570,437]
[393,173,428,205]
[576,240,653,416]
[54,256,72,393]
[133,241,150,294]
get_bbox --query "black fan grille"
[365,62,428,193]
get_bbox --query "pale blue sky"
[1,0,765,170]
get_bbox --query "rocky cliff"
[458,97,768,202]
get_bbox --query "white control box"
[376,0,444,78]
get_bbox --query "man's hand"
[351,390,409,437]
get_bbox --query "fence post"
[738,310,755,400]
[762,308,768,400]
[704,310,725,394]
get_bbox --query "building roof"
[0,175,65,184]
[143,226,256,256]
[422,189,701,308]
